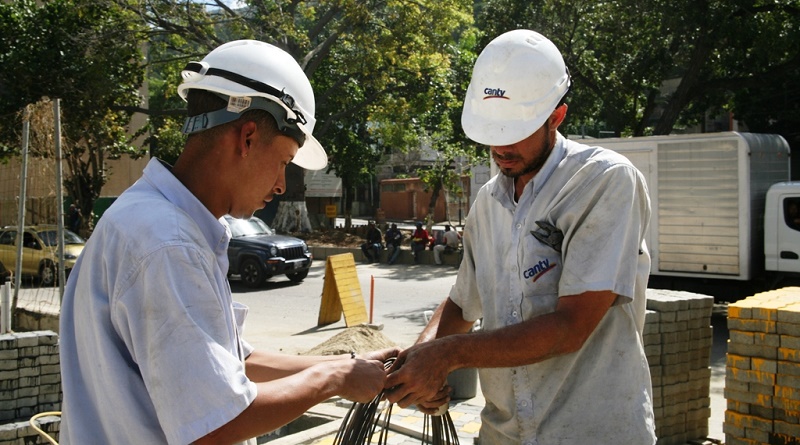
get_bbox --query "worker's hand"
[358,347,400,364]
[383,340,452,408]
[415,385,452,415]
[334,357,389,403]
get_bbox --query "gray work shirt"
[450,133,656,444]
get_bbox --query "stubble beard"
[494,129,553,179]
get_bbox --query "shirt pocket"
[521,228,562,301]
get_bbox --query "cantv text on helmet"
[483,88,509,100]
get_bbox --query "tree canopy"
[476,0,800,147]
[0,0,147,230]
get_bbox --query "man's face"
[491,120,553,182]
[229,132,298,219]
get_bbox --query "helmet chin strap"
[182,94,306,147]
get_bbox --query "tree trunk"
[342,176,354,230]
[426,178,443,230]
[654,33,714,135]
[272,201,313,233]
[271,163,313,233]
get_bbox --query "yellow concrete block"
[779,347,800,363]
[461,421,482,434]
[447,411,464,421]
[727,353,751,370]
[401,415,421,424]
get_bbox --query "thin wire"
[332,358,460,444]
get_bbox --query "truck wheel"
[286,270,309,282]
[240,258,266,288]
[39,262,56,287]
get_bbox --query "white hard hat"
[177,40,327,170]
[461,30,571,146]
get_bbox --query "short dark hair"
[186,89,279,141]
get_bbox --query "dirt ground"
[302,324,398,356]
[294,229,366,248]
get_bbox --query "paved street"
[229,260,459,355]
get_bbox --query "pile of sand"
[302,324,398,356]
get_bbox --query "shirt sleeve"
[112,244,258,445]
[556,162,650,302]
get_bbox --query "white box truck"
[598,132,800,298]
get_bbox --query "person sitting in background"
[360,221,383,263]
[410,221,430,264]
[384,223,404,265]
[433,225,461,265]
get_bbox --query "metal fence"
[0,99,67,332]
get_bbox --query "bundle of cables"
[333,358,460,445]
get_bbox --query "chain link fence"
[1,99,66,331]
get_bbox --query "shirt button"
[516,223,522,229]
[512,311,518,317]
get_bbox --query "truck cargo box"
[599,132,790,281]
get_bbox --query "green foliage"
[0,0,147,230]
[137,0,477,219]
[475,0,800,142]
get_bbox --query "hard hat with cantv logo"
[177,40,328,170]
[461,30,571,147]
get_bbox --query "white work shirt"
[450,133,656,444]
[442,230,460,248]
[59,158,258,445]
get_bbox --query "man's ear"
[238,120,258,158]
[550,104,568,129]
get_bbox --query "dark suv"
[224,216,313,287]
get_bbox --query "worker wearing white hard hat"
[59,40,397,445]
[386,30,656,444]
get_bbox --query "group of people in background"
[360,220,461,265]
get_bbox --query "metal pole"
[13,111,31,311]
[54,99,66,298]
[1,282,10,333]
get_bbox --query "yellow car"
[0,225,85,286]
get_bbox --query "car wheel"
[240,258,266,288]
[286,270,309,283]
[39,261,56,287]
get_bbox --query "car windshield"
[227,217,275,238]
[37,229,85,246]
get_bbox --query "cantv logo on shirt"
[483,87,509,100]
[523,258,557,283]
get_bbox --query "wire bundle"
[333,358,460,445]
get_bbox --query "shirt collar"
[142,158,230,257]
[491,132,567,208]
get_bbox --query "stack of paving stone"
[724,287,800,445]
[0,330,61,445]
[644,289,714,445]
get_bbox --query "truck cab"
[765,182,800,276]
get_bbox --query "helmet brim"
[293,130,328,170]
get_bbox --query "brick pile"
[0,330,61,445]
[644,289,714,445]
[724,287,800,445]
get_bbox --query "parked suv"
[224,216,313,287]
[0,225,85,286]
